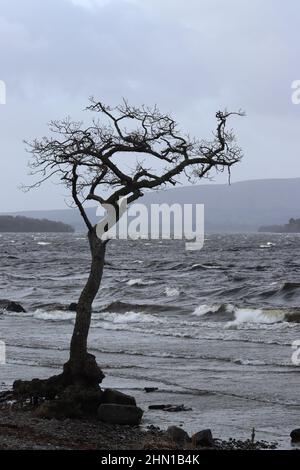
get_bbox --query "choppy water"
[0,233,300,448]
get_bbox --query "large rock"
[191,429,214,447]
[290,428,300,442]
[33,385,104,419]
[0,299,26,313]
[102,388,136,406]
[98,404,143,425]
[166,426,190,444]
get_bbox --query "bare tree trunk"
[63,228,106,386]
[13,228,106,401]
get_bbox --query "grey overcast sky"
[0,0,299,211]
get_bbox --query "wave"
[260,242,275,249]
[146,260,186,271]
[233,359,267,366]
[5,307,160,325]
[226,308,285,327]
[192,303,235,319]
[7,349,292,370]
[126,278,156,287]
[5,301,300,331]
[280,282,300,293]
[92,322,193,337]
[5,273,37,281]
[92,310,162,325]
[217,285,250,298]
[164,287,180,297]
[100,300,181,314]
[90,348,292,367]
[7,358,60,369]
[3,309,75,322]
[190,263,223,271]
[88,347,295,368]
[259,282,300,300]
[225,307,300,328]
[193,304,221,316]
[192,303,300,325]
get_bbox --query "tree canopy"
[25,99,244,232]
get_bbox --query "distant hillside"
[3,178,300,233]
[0,215,74,233]
[259,218,300,233]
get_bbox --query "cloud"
[0,0,299,211]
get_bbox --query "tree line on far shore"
[0,215,74,232]
[259,218,300,233]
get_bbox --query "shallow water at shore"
[1,233,300,448]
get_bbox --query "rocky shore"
[0,299,298,451]
[0,407,171,450]
[0,401,279,450]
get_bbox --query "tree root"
[12,353,105,419]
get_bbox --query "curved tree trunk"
[13,228,107,402]
[63,228,106,386]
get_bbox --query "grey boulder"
[166,426,190,444]
[101,388,136,406]
[192,429,214,447]
[0,299,26,313]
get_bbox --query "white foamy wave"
[165,287,180,297]
[192,303,235,317]
[33,310,75,321]
[191,263,221,270]
[260,242,275,249]
[226,308,286,328]
[233,358,266,366]
[193,304,220,316]
[95,310,160,325]
[127,278,143,286]
[3,309,75,321]
[37,241,51,246]
[126,278,155,286]
[3,310,33,318]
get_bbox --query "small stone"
[192,429,214,447]
[98,404,143,425]
[144,387,158,393]
[149,404,172,410]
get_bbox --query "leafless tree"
[20,98,243,393]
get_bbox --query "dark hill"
[0,215,74,233]
[3,178,300,232]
